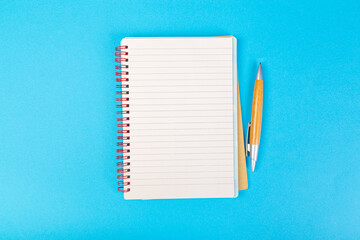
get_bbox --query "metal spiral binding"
[115,45,130,193]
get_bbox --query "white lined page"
[121,37,238,199]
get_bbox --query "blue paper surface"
[0,0,359,239]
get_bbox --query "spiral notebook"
[116,36,247,200]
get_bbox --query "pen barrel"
[250,80,263,145]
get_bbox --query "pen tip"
[256,63,263,80]
[251,159,256,172]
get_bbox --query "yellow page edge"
[218,35,248,190]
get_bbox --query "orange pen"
[246,63,263,172]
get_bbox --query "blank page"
[121,37,238,199]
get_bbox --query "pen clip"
[246,122,251,157]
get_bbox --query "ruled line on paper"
[129,80,231,82]
[128,97,232,99]
[130,146,232,150]
[129,110,232,113]
[126,159,233,162]
[130,152,233,156]
[129,177,234,180]
[129,133,233,136]
[129,60,231,62]
[129,127,232,130]
[128,48,232,50]
[127,116,233,119]
[132,184,232,187]
[129,91,231,93]
[128,54,232,56]
[129,73,232,75]
[128,122,232,126]
[129,66,232,68]
[128,104,232,107]
[131,171,233,174]
[128,85,232,87]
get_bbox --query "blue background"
[1,0,359,239]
